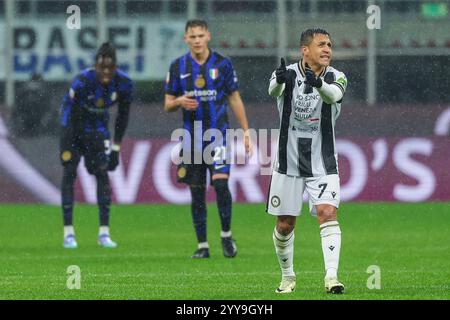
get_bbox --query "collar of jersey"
[188,49,212,67]
[298,59,327,78]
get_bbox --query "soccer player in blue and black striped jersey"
[164,19,252,259]
[59,42,133,249]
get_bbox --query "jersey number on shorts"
[213,146,226,164]
[318,183,328,198]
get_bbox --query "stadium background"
[0,0,449,204]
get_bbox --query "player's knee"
[276,216,295,235]
[317,205,337,223]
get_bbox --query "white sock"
[198,242,209,249]
[320,221,341,279]
[273,228,295,278]
[220,230,232,238]
[99,226,110,236]
[64,226,75,238]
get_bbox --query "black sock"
[190,185,207,243]
[96,172,111,226]
[61,164,77,226]
[213,179,232,233]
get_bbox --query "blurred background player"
[59,42,133,248]
[164,19,252,258]
[267,29,347,294]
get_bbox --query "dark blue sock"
[61,164,77,226]
[213,179,232,233]
[96,172,111,226]
[190,185,207,243]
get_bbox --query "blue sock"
[213,179,232,233]
[190,185,207,243]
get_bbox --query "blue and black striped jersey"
[60,68,133,138]
[165,50,238,134]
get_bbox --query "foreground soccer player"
[59,42,133,248]
[267,29,347,294]
[164,19,251,259]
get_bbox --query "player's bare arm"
[164,94,198,112]
[227,90,252,155]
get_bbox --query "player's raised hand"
[178,95,198,110]
[275,58,287,84]
[304,62,323,88]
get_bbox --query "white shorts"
[267,171,340,216]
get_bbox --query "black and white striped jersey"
[269,61,347,177]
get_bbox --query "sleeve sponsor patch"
[336,76,347,90]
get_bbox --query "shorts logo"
[331,191,337,199]
[111,92,117,101]
[61,151,72,162]
[271,196,281,208]
[177,167,187,179]
[195,75,206,88]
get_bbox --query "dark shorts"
[176,142,231,185]
[60,128,110,175]
[177,162,231,185]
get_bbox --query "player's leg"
[60,132,81,248]
[85,136,116,248]
[307,174,344,294]
[267,171,304,293]
[178,163,209,258]
[211,172,236,258]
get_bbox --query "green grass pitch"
[0,203,449,300]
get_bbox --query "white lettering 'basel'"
[271,62,347,177]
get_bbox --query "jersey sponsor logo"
[180,73,191,79]
[293,93,320,121]
[195,75,206,88]
[184,89,217,102]
[271,195,281,208]
[209,68,219,80]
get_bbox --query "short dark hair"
[185,19,208,32]
[96,42,116,64]
[300,28,330,47]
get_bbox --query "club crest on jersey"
[209,68,219,80]
[195,75,206,88]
